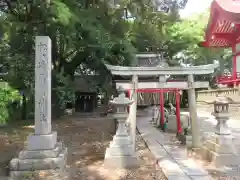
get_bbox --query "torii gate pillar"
[129,75,138,151]
[188,74,201,148]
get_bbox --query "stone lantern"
[211,95,233,135]
[104,86,139,168]
[201,95,239,168]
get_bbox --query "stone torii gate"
[105,64,217,149]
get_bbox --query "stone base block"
[149,119,156,124]
[201,146,240,167]
[155,119,161,128]
[201,134,240,167]
[9,143,68,180]
[110,136,131,146]
[104,155,139,169]
[105,145,134,156]
[10,146,67,171]
[204,139,235,154]
[27,132,57,150]
[19,142,63,159]
[203,134,236,154]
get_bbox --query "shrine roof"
[132,53,165,67]
[200,0,240,48]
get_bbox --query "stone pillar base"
[104,142,139,168]
[185,135,192,147]
[155,116,161,128]
[27,132,57,150]
[149,118,156,124]
[185,134,204,148]
[9,142,68,180]
[200,134,240,167]
[104,155,139,169]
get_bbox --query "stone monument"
[104,87,139,168]
[9,36,68,179]
[201,95,239,168]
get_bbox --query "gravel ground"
[0,114,167,180]
[59,115,167,180]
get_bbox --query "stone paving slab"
[148,145,167,159]
[158,156,186,176]
[137,115,213,180]
[177,159,208,176]
[167,175,190,180]
[162,145,188,160]
[189,176,214,180]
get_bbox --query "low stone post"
[104,87,139,169]
[201,95,239,168]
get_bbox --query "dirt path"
[0,115,167,180]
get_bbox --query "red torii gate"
[128,88,182,134]
[200,0,240,86]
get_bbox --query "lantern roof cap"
[204,95,237,104]
[109,91,133,106]
[214,95,234,104]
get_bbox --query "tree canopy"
[0,0,232,114]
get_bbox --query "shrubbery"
[0,84,22,125]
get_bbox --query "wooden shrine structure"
[200,0,240,86]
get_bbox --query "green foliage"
[167,11,231,67]
[53,71,75,110]
[3,53,34,90]
[0,84,22,125]
[2,0,228,116]
[0,0,139,114]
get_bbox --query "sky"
[179,0,213,18]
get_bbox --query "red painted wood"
[126,88,182,133]
[213,33,235,42]
[127,89,130,113]
[205,5,219,42]
[160,90,165,126]
[201,0,240,47]
[136,89,179,93]
[200,0,240,85]
[175,91,182,133]
[216,73,240,85]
